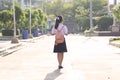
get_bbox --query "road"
[67,35,120,80]
[0,34,120,80]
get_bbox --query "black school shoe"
[58,66,63,69]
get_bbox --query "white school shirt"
[51,23,68,35]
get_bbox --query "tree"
[96,16,113,31]
[20,8,30,30]
[0,10,13,29]
[92,0,108,16]
[20,8,47,30]
[14,4,23,30]
[72,0,108,31]
[45,0,73,18]
[72,0,108,18]
[37,8,42,26]
[112,4,120,21]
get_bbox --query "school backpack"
[55,26,64,45]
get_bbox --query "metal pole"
[29,0,32,35]
[13,0,16,37]
[113,0,117,26]
[114,0,117,5]
[11,0,18,43]
[108,0,109,16]
[90,0,93,31]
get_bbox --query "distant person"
[51,15,68,69]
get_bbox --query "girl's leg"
[57,52,64,69]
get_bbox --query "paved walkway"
[0,35,120,80]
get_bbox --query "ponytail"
[55,16,63,29]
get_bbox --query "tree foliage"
[96,16,113,31]
[0,1,47,31]
[0,10,12,29]
[45,0,108,31]
[112,4,120,21]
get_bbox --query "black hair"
[55,16,63,29]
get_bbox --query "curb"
[0,43,22,57]
[0,35,45,57]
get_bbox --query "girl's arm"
[64,26,68,35]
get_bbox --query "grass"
[110,37,120,43]
[114,40,120,43]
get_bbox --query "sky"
[109,0,114,4]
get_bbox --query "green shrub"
[109,38,120,41]
[2,29,20,36]
[96,16,113,31]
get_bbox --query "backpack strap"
[57,26,64,32]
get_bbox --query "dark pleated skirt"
[53,38,67,53]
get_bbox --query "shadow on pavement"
[44,69,62,80]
